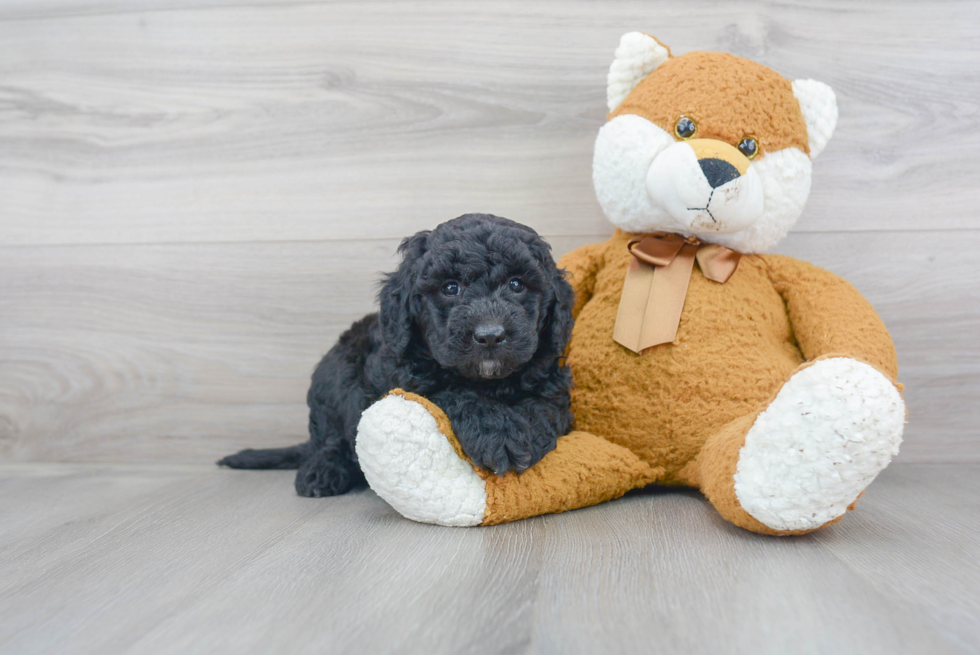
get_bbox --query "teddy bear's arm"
[557,242,606,319]
[761,254,898,379]
[357,390,662,526]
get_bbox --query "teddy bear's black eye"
[675,116,697,139]
[738,137,759,159]
[508,279,525,293]
[442,281,461,296]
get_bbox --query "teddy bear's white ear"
[607,32,670,112]
[792,79,838,159]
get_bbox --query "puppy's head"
[379,214,572,380]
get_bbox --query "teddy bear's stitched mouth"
[687,188,718,223]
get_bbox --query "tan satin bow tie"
[613,233,742,353]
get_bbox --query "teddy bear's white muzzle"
[646,141,764,234]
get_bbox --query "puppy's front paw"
[457,422,546,476]
[465,435,526,476]
[356,393,487,526]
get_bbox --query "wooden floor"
[1,463,977,654]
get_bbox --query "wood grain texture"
[2,231,977,463]
[0,462,977,654]
[1,0,978,463]
[0,0,978,245]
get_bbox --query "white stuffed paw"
[356,394,487,526]
[734,357,905,532]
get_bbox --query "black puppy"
[219,214,574,497]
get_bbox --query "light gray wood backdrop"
[1,0,978,463]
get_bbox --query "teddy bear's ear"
[792,79,838,159]
[607,32,671,112]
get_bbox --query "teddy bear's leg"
[689,358,905,535]
[356,390,660,526]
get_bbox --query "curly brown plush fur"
[218,214,574,497]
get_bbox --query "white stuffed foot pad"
[356,394,487,527]
[734,358,904,532]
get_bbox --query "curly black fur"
[218,214,574,497]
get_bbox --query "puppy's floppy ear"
[379,230,429,357]
[521,232,574,357]
[541,270,575,357]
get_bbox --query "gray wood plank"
[0,0,978,246]
[528,487,965,655]
[0,239,398,462]
[815,465,980,652]
[0,464,206,564]
[0,463,976,654]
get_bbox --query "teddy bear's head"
[593,33,838,253]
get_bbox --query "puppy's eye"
[738,137,759,159]
[508,279,525,293]
[441,281,461,297]
[675,116,697,139]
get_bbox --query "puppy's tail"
[217,442,312,470]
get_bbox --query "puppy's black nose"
[473,323,506,348]
[699,158,741,188]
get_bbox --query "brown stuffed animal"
[355,33,905,535]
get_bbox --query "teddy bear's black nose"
[699,158,741,188]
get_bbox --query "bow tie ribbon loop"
[613,233,742,353]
